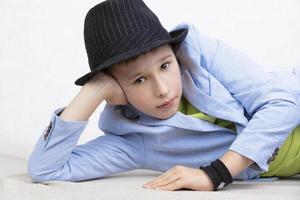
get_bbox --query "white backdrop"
[0,0,299,156]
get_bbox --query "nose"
[154,76,169,97]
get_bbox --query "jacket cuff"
[228,143,270,173]
[42,107,89,145]
[53,107,89,124]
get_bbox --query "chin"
[155,102,180,119]
[135,100,180,119]
[158,114,175,120]
[155,109,178,120]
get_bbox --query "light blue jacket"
[27,22,300,183]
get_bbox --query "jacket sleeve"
[186,23,300,173]
[27,107,145,182]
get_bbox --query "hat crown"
[75,0,188,86]
[84,0,170,70]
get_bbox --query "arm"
[59,71,127,121]
[57,83,106,121]
[219,150,253,177]
[142,24,300,191]
[27,108,144,182]
[27,72,139,182]
[188,23,300,174]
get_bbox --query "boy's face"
[110,44,182,119]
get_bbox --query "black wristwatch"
[200,159,233,191]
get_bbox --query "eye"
[134,77,146,84]
[161,62,170,70]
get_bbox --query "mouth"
[156,97,176,109]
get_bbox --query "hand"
[143,165,214,191]
[85,71,128,106]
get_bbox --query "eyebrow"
[127,53,173,81]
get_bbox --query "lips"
[157,97,176,108]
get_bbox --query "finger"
[152,173,181,188]
[143,170,171,186]
[145,169,178,187]
[158,178,183,191]
[144,168,174,186]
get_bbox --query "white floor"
[0,144,299,200]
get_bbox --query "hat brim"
[74,27,189,86]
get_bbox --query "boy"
[27,0,300,191]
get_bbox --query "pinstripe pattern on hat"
[75,0,188,86]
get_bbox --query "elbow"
[27,159,75,183]
[28,173,46,183]
[265,99,300,125]
[27,158,51,183]
[27,161,45,183]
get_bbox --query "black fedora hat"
[75,0,188,86]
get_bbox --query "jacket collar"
[99,23,249,134]
[129,67,248,127]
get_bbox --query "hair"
[103,42,178,74]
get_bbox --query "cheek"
[169,66,182,91]
[176,74,182,89]
[125,88,150,106]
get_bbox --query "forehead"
[112,44,173,78]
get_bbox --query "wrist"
[82,81,110,101]
[200,170,215,191]
[199,159,233,191]
[59,84,107,121]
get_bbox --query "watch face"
[217,182,226,190]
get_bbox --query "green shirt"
[178,95,237,133]
[178,95,300,177]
